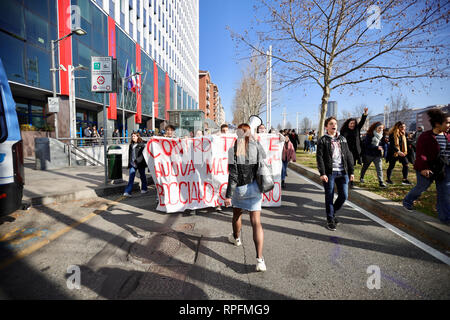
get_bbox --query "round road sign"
[97,76,105,85]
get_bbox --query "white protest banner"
[143,134,283,213]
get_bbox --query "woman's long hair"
[389,121,405,136]
[366,122,383,138]
[130,132,143,144]
[340,118,357,133]
[236,123,251,157]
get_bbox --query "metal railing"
[57,137,132,167]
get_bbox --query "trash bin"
[107,146,122,180]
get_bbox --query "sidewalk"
[288,162,450,252]
[22,158,149,206]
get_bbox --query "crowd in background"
[80,107,449,230]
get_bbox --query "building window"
[143,8,146,26]
[109,0,115,18]
[16,100,47,130]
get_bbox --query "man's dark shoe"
[281,180,286,189]
[402,201,414,211]
[326,220,337,231]
[379,181,387,188]
[334,217,339,225]
[386,179,394,185]
[359,178,365,184]
[402,179,412,185]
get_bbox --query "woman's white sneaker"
[256,257,267,272]
[228,233,242,246]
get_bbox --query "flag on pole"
[125,60,132,91]
[130,65,137,93]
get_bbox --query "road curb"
[23,177,154,207]
[288,162,450,250]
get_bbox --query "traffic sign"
[48,97,60,113]
[91,56,113,93]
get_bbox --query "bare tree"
[389,94,411,124]
[230,0,450,137]
[232,53,267,124]
[340,109,353,120]
[301,116,312,132]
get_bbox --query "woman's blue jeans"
[323,170,349,221]
[125,166,148,194]
[403,165,450,223]
[281,160,288,181]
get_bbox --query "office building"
[0,0,199,155]
[199,70,221,125]
[327,101,338,118]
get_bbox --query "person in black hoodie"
[340,108,368,187]
[316,117,354,231]
[359,122,387,187]
[123,132,148,197]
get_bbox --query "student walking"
[386,121,411,185]
[281,132,296,189]
[123,132,148,197]
[360,122,387,188]
[340,108,368,166]
[224,123,267,272]
[316,117,355,231]
[289,129,300,151]
[403,109,450,225]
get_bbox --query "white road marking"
[288,168,450,266]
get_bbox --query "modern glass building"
[0,0,199,141]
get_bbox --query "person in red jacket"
[403,109,450,225]
[281,132,296,189]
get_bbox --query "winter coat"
[340,113,367,163]
[128,142,147,169]
[362,135,382,158]
[414,130,450,172]
[386,132,408,162]
[316,133,354,177]
[226,140,265,199]
[282,140,297,162]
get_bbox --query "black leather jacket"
[316,134,354,176]
[128,142,147,169]
[225,140,265,199]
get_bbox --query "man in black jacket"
[316,117,354,231]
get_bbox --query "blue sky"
[199,0,450,129]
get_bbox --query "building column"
[127,113,138,134]
[97,108,114,137]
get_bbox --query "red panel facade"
[153,60,158,119]
[165,72,170,120]
[107,16,117,120]
[57,0,72,96]
[135,44,142,124]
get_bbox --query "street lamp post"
[68,64,88,140]
[50,28,86,139]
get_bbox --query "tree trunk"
[318,86,330,138]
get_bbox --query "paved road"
[0,168,449,299]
